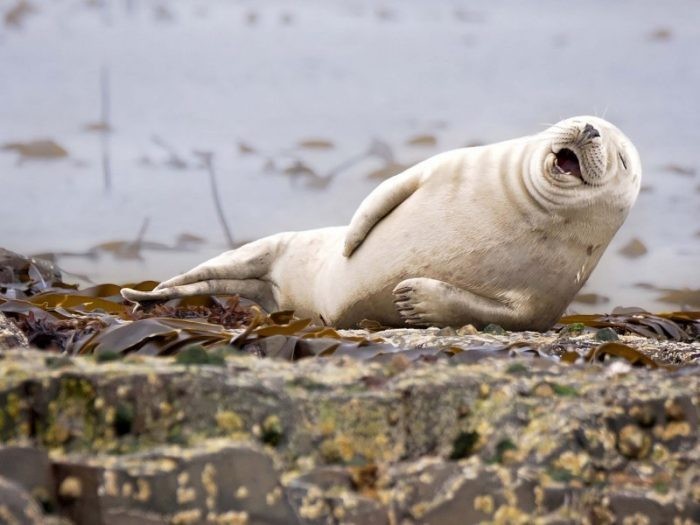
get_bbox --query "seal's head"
[527,116,642,214]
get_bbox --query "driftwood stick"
[100,64,112,192]
[194,151,235,249]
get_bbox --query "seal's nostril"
[583,123,600,139]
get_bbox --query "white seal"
[122,116,641,331]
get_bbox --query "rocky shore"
[1,310,699,524]
[1,248,699,523]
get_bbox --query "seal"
[121,116,641,330]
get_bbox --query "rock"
[0,347,698,523]
[286,477,389,525]
[0,247,62,290]
[595,327,619,341]
[0,475,45,524]
[482,323,506,335]
[616,424,652,459]
[52,440,298,525]
[0,312,28,350]
[0,447,55,511]
[618,238,648,258]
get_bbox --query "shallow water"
[0,0,698,313]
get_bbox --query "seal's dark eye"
[618,153,627,170]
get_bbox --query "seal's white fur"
[122,116,641,330]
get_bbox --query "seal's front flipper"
[392,277,526,330]
[343,165,428,257]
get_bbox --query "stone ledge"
[0,347,698,523]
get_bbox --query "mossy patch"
[261,415,284,447]
[561,323,586,335]
[551,383,579,397]
[167,423,186,445]
[0,392,26,440]
[288,377,329,391]
[216,410,244,434]
[546,467,574,483]
[493,438,517,464]
[653,480,670,494]
[595,327,619,341]
[312,398,396,463]
[45,356,74,369]
[41,377,98,448]
[95,350,122,363]
[114,403,134,436]
[175,345,225,366]
[5,392,22,419]
[483,324,506,335]
[506,363,528,374]
[450,431,479,460]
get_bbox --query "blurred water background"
[0,0,698,313]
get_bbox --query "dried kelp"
[1,266,698,368]
[1,139,68,160]
[558,310,700,341]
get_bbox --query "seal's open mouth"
[555,148,582,179]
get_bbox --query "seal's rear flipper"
[120,236,283,310]
[154,239,278,290]
[121,278,276,312]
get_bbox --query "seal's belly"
[324,186,523,325]
[323,183,590,327]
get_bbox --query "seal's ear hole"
[618,152,627,170]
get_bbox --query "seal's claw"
[404,315,430,327]
[120,287,144,302]
[393,277,447,327]
[121,286,168,304]
[393,298,413,309]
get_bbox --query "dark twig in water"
[262,138,395,189]
[133,216,149,254]
[100,65,112,192]
[325,151,368,179]
[194,151,235,249]
[152,136,188,169]
[110,217,150,260]
[323,139,397,181]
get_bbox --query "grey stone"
[0,475,44,524]
[388,461,507,525]
[295,466,353,491]
[0,446,55,512]
[604,491,674,523]
[52,441,298,525]
[0,247,61,289]
[286,477,389,525]
[0,312,28,350]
